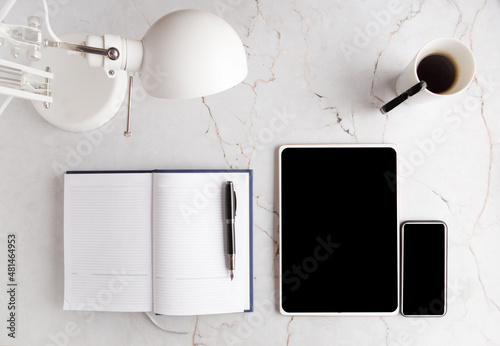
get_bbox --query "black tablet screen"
[280,146,398,314]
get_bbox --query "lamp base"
[31,33,128,132]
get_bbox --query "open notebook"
[63,170,253,315]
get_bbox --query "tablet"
[279,144,399,316]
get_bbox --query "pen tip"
[230,272,234,281]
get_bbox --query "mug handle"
[380,81,427,114]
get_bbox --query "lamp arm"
[123,76,133,137]
[44,35,143,78]
[43,34,141,137]
[44,39,120,61]
[0,58,53,116]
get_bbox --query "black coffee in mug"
[417,53,458,94]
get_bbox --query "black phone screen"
[402,222,447,316]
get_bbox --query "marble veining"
[0,0,499,345]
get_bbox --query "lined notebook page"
[152,172,250,315]
[64,173,153,312]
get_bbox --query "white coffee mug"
[381,38,475,113]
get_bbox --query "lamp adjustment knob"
[107,47,120,60]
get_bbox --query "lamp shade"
[139,9,248,99]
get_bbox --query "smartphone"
[401,221,447,317]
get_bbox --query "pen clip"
[233,190,237,216]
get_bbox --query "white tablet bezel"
[278,144,400,316]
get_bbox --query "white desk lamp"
[0,4,247,135]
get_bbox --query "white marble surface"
[1,0,500,345]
